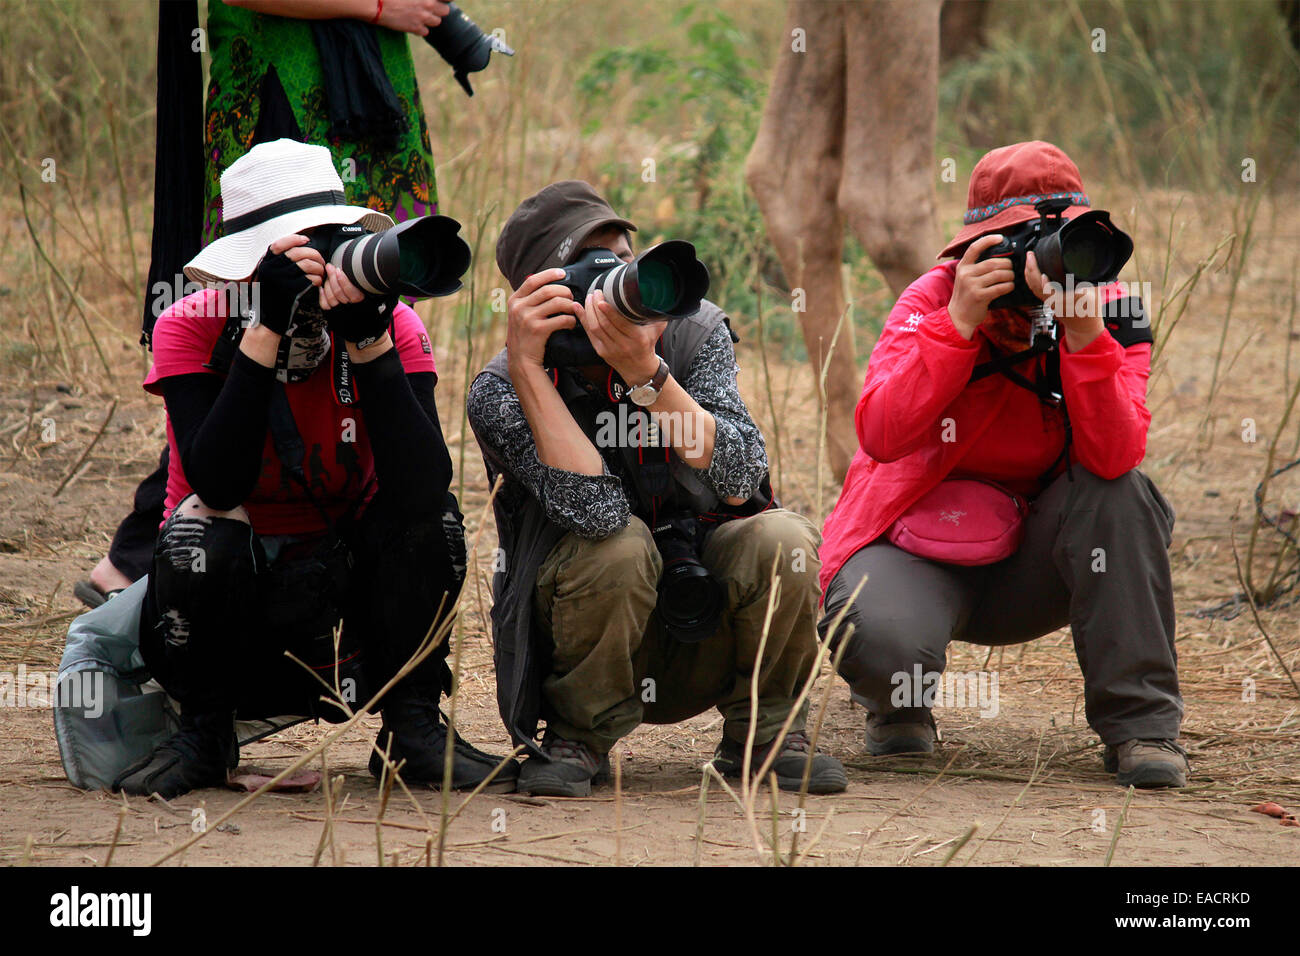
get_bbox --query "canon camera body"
[977,198,1133,309]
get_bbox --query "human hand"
[320,262,396,347]
[1025,251,1104,346]
[250,235,326,335]
[947,233,1015,339]
[375,0,451,36]
[576,289,666,384]
[505,269,580,369]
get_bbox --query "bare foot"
[89,556,133,593]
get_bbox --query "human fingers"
[268,234,310,255]
[959,233,1006,266]
[325,264,365,303]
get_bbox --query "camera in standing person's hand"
[976,197,1133,309]
[542,241,711,367]
[424,3,515,96]
[306,215,472,299]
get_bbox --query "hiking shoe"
[370,693,519,792]
[1103,738,1188,789]
[713,731,848,794]
[516,732,610,797]
[865,709,937,756]
[113,711,237,799]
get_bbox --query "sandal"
[74,579,125,610]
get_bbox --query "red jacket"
[818,261,1152,598]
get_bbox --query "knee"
[717,509,822,587]
[173,492,250,524]
[154,499,265,612]
[837,184,933,280]
[821,593,946,692]
[552,518,660,595]
[1068,468,1174,542]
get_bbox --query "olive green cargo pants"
[534,508,822,756]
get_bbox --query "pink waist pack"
[886,478,1028,566]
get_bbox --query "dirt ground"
[2,188,1299,866]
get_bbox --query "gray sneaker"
[517,732,611,797]
[865,709,937,756]
[1103,739,1188,789]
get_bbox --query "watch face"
[628,384,658,406]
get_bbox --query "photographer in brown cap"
[467,181,846,796]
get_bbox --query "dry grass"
[1,0,1299,866]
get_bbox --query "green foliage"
[573,3,805,352]
[939,0,1300,191]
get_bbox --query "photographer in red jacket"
[819,142,1186,788]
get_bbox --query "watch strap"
[640,356,669,391]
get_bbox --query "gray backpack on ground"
[54,577,302,791]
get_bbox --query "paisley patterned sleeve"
[467,372,631,540]
[679,323,769,501]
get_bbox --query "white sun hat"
[183,139,395,284]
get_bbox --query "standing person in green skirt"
[79,0,453,606]
[200,0,448,239]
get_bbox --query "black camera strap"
[632,411,674,530]
[969,339,1073,488]
[559,358,676,527]
[202,291,247,375]
[969,333,1056,389]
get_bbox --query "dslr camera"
[543,240,710,367]
[423,3,515,97]
[651,512,725,644]
[977,197,1133,310]
[649,475,778,644]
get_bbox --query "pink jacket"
[818,261,1152,598]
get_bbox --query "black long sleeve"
[352,347,453,509]
[162,350,276,510]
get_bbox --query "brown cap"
[495,181,638,290]
[938,141,1092,259]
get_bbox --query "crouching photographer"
[818,141,1186,788]
[467,181,846,797]
[88,140,517,799]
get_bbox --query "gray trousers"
[818,467,1182,745]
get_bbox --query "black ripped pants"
[139,490,460,719]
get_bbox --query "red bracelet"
[370,0,383,24]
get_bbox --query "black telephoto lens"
[594,240,710,324]
[653,520,724,644]
[1031,210,1133,286]
[329,215,471,299]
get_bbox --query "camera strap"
[558,360,676,526]
[969,335,1055,390]
[970,340,1073,489]
[634,414,674,529]
[202,297,247,376]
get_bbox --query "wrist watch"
[627,357,670,407]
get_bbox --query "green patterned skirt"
[201,0,438,243]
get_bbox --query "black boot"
[369,689,519,792]
[113,710,238,799]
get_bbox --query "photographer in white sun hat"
[59,140,517,799]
